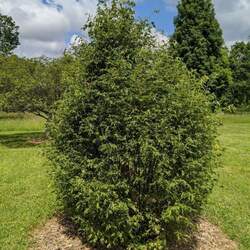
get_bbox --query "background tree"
[170,0,232,102]
[229,41,250,107]
[0,53,75,119]
[0,13,19,55]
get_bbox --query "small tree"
[229,41,250,106]
[170,0,232,102]
[0,13,19,55]
[48,1,219,249]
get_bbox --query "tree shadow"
[169,238,198,250]
[58,215,199,250]
[0,132,45,148]
[0,112,26,120]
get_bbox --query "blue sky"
[64,0,176,47]
[0,0,250,57]
[135,0,176,35]
[63,0,177,48]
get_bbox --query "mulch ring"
[29,217,238,250]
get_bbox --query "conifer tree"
[170,0,232,101]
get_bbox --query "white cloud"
[214,0,250,45]
[15,39,66,58]
[152,29,169,46]
[0,0,97,57]
[1,0,249,57]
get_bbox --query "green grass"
[0,112,44,133]
[0,113,56,250]
[0,112,249,249]
[205,114,250,250]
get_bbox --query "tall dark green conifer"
[170,0,232,101]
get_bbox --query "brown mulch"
[29,217,238,250]
[29,217,91,250]
[28,139,46,145]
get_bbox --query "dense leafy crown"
[0,13,19,55]
[48,1,219,249]
[77,0,153,82]
[170,0,231,100]
[0,54,74,119]
[229,41,250,106]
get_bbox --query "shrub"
[47,1,219,249]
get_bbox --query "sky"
[0,0,249,58]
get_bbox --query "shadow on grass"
[0,132,46,148]
[0,112,26,120]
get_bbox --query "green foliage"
[0,113,56,250]
[170,0,232,101]
[76,0,153,82]
[0,54,75,119]
[229,41,250,106]
[0,13,19,55]
[48,1,219,249]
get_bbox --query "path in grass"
[0,113,56,250]
[205,114,250,250]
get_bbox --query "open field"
[0,112,249,249]
[205,114,250,250]
[0,113,56,250]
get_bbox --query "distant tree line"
[0,0,250,120]
[0,13,79,119]
[0,53,76,119]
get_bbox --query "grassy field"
[0,112,249,249]
[205,114,250,250]
[0,113,56,250]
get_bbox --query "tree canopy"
[229,41,250,106]
[0,54,75,119]
[0,13,19,55]
[170,0,232,101]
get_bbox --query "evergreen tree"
[170,0,232,101]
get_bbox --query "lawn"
[205,114,250,250]
[0,113,56,250]
[0,112,249,249]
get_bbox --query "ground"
[0,113,56,250]
[204,114,250,250]
[0,112,249,249]
[30,217,237,250]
